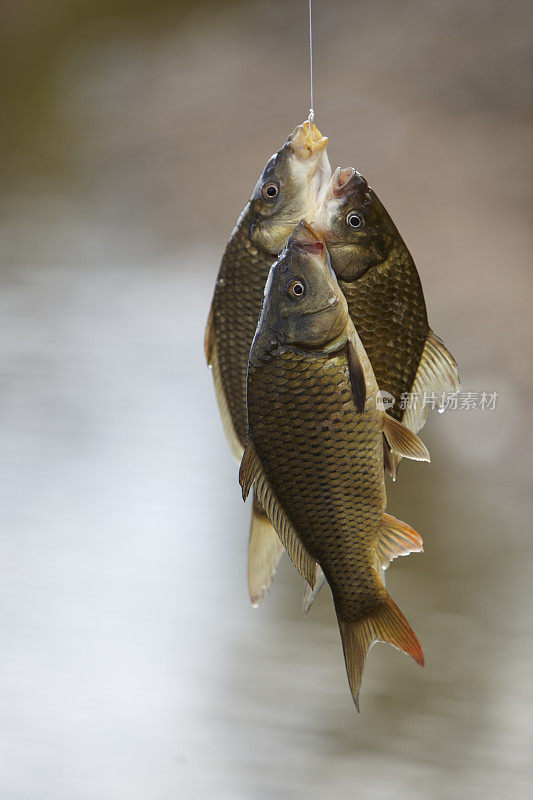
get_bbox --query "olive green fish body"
[206,123,331,606]
[248,344,386,620]
[242,222,427,706]
[211,206,272,447]
[339,245,428,422]
[314,168,459,447]
[206,121,331,458]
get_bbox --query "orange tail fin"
[336,594,424,710]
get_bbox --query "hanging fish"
[205,121,331,606]
[313,167,459,478]
[240,221,429,708]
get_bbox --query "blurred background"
[0,0,532,797]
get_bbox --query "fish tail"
[247,493,284,607]
[336,595,424,711]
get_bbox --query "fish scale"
[248,346,387,620]
[313,166,459,462]
[339,248,429,421]
[242,219,427,706]
[212,206,272,447]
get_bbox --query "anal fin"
[374,513,423,570]
[383,414,430,462]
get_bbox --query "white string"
[308,0,314,124]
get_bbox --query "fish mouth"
[331,166,358,197]
[288,120,328,159]
[289,220,325,254]
[299,296,339,317]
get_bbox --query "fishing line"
[308,0,314,124]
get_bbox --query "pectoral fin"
[239,437,317,588]
[346,340,366,413]
[383,414,430,462]
[374,513,423,570]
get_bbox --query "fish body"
[313,168,459,474]
[248,341,386,617]
[206,204,273,452]
[241,223,428,706]
[336,236,428,424]
[205,121,330,604]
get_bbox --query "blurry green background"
[0,1,531,798]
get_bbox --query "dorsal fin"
[383,414,430,462]
[401,329,460,435]
[239,437,317,589]
[346,339,366,413]
[374,513,423,570]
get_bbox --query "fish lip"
[298,296,339,316]
[291,219,321,239]
[289,220,325,253]
[331,166,357,197]
[288,120,329,159]
[323,238,352,248]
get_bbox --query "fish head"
[249,121,331,254]
[313,167,396,281]
[260,221,349,349]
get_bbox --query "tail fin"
[337,594,424,710]
[248,494,284,607]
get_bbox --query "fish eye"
[346,211,365,230]
[289,280,305,299]
[262,181,280,200]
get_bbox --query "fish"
[205,121,331,606]
[240,221,429,708]
[313,167,460,479]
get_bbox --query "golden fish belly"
[339,250,429,422]
[211,210,274,446]
[248,348,387,620]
